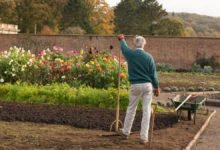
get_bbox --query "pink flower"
[53,46,64,52]
[67,50,79,55]
[75,63,80,67]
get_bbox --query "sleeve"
[149,57,159,88]
[120,39,132,59]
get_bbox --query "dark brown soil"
[0,109,211,150]
[0,102,177,131]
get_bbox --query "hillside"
[169,12,220,37]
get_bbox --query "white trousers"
[122,83,153,140]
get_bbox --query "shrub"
[156,63,175,72]
[192,52,220,72]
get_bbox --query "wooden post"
[115,49,121,132]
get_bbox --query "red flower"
[65,67,71,72]
[38,51,43,57]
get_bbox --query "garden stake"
[108,48,123,133]
[115,48,121,132]
[148,103,157,150]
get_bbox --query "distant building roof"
[0,23,20,34]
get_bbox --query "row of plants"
[0,83,166,112]
[156,53,220,73]
[0,47,128,89]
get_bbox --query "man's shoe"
[140,139,148,145]
[117,128,129,140]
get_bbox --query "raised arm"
[118,34,132,59]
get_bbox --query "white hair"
[134,35,146,49]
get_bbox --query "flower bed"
[0,47,128,88]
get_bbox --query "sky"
[106,0,220,17]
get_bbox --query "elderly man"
[118,34,160,144]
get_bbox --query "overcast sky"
[106,0,220,17]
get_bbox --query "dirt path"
[194,106,220,150]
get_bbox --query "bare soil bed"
[0,102,212,149]
[0,102,176,131]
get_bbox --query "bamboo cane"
[115,48,121,132]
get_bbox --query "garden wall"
[0,34,220,69]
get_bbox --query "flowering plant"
[0,46,128,88]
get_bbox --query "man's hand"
[153,88,160,97]
[118,34,125,41]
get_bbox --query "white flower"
[61,76,66,79]
[42,50,46,56]
[12,74,16,77]
[4,71,7,74]
[0,78,4,83]
[27,50,31,54]
[3,51,7,55]
[21,68,25,72]
[9,60,14,65]
[12,68,15,71]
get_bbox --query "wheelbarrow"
[170,94,206,124]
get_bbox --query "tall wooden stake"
[115,49,121,132]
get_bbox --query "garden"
[0,46,219,149]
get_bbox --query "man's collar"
[136,48,144,51]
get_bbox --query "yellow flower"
[80,49,84,55]
[90,61,94,65]
[86,64,90,68]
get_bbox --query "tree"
[0,0,67,33]
[87,0,115,34]
[156,18,186,36]
[114,0,167,35]
[0,0,17,24]
[61,0,95,34]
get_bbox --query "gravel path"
[194,106,220,150]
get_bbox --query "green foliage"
[61,0,95,34]
[0,0,67,33]
[156,18,186,36]
[114,0,167,35]
[0,83,168,112]
[156,63,175,72]
[192,52,220,73]
[0,83,128,110]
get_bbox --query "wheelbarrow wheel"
[188,110,194,120]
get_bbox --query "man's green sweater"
[120,39,159,88]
